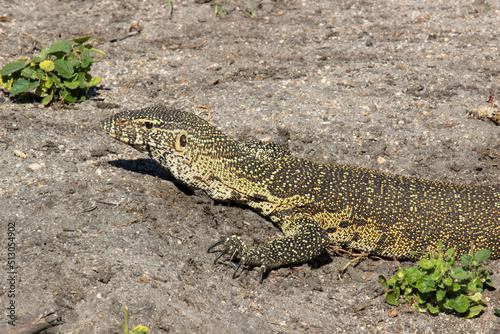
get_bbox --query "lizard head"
[100,106,240,193]
[100,106,234,153]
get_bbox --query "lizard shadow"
[231,252,333,282]
[109,158,334,280]
[108,158,195,196]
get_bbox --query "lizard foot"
[208,236,266,283]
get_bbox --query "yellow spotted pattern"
[101,107,500,269]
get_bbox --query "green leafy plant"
[494,307,500,317]
[243,0,256,18]
[0,35,104,105]
[379,242,495,318]
[213,0,229,17]
[167,0,174,18]
[115,304,150,334]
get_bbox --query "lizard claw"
[208,236,268,283]
[208,236,251,277]
[208,238,236,265]
[233,259,243,279]
[207,238,226,253]
[207,236,248,258]
[213,247,230,264]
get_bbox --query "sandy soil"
[1,0,500,333]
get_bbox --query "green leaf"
[89,47,105,56]
[62,90,77,102]
[1,76,13,90]
[460,254,473,266]
[50,75,61,88]
[47,40,72,54]
[426,303,440,314]
[446,295,469,313]
[72,35,92,44]
[445,247,455,258]
[10,79,39,96]
[81,59,90,69]
[467,281,481,292]
[81,48,91,59]
[1,60,28,76]
[54,59,74,78]
[40,48,48,58]
[31,57,43,64]
[451,267,468,280]
[443,277,453,286]
[484,278,495,288]
[494,307,500,317]
[475,249,491,262]
[418,258,434,270]
[416,292,429,304]
[405,267,423,283]
[77,72,86,88]
[87,77,101,87]
[429,270,442,282]
[40,60,55,72]
[34,85,45,97]
[64,80,80,89]
[379,275,388,289]
[467,292,483,303]
[41,89,54,105]
[45,77,53,88]
[396,269,406,280]
[465,304,483,318]
[21,67,38,80]
[436,289,446,302]
[385,292,399,306]
[416,276,436,293]
[413,303,427,313]
[71,59,82,72]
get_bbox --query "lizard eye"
[175,131,188,151]
[144,121,153,129]
[179,134,187,147]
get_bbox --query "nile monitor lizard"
[101,106,500,282]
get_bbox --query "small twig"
[351,301,374,313]
[21,30,46,49]
[16,34,22,56]
[3,309,61,334]
[193,104,212,121]
[119,218,139,227]
[105,30,140,43]
[340,254,368,273]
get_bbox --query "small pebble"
[27,163,44,171]
[13,150,27,158]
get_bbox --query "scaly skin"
[101,106,500,282]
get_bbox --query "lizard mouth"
[131,142,150,153]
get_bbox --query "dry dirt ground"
[1,0,500,333]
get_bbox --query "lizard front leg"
[208,217,330,283]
